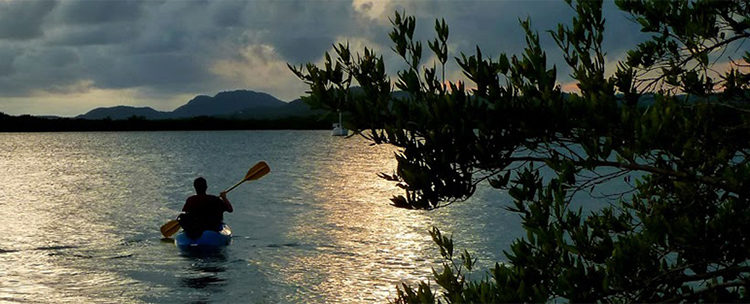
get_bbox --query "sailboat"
[332,111,347,136]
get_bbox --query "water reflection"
[180,256,228,290]
[277,136,440,303]
[176,253,229,304]
[0,131,512,304]
[0,133,149,304]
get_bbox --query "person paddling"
[160,162,269,240]
[179,177,233,238]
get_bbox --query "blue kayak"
[175,225,232,251]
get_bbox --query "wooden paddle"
[224,161,271,193]
[160,220,181,239]
[160,161,271,238]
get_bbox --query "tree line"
[0,113,332,132]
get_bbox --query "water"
[0,130,524,303]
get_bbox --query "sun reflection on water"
[275,136,442,303]
[0,133,161,303]
[0,131,514,304]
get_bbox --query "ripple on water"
[0,131,524,304]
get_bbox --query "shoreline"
[0,114,333,132]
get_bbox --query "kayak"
[174,224,232,251]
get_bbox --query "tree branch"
[504,156,741,194]
[664,280,749,303]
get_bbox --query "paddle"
[160,161,270,238]
[224,161,271,193]
[160,220,181,239]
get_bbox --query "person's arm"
[219,191,233,213]
[182,197,193,212]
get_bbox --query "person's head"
[193,177,208,194]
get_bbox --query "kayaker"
[178,177,233,238]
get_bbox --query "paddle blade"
[225,161,271,193]
[160,219,181,238]
[244,161,270,181]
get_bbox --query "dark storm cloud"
[387,1,647,83]
[0,46,22,78]
[0,46,85,96]
[273,35,340,64]
[240,0,362,64]
[209,0,247,28]
[0,0,651,115]
[0,0,57,40]
[0,0,219,97]
[56,0,145,25]
[47,24,139,46]
[90,53,210,89]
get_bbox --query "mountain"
[77,90,295,120]
[78,106,170,120]
[172,90,286,118]
[74,88,406,121]
[229,98,325,120]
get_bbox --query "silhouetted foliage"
[293,0,750,302]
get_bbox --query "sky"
[0,0,652,116]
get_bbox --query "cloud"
[0,0,57,40]
[85,52,212,90]
[46,24,140,46]
[0,0,664,116]
[245,1,368,64]
[208,0,248,28]
[211,44,309,101]
[0,45,87,96]
[55,0,145,25]
[0,85,191,116]
[0,45,22,78]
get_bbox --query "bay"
[0,130,520,304]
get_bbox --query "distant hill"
[172,90,286,118]
[79,106,171,120]
[77,90,301,120]
[74,88,413,121]
[229,99,326,120]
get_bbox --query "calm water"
[0,130,523,303]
